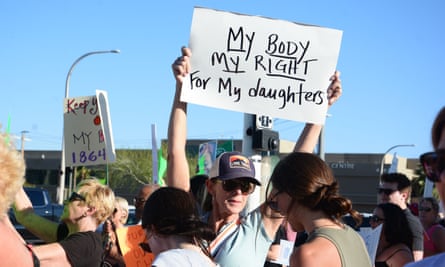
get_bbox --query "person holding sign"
[13,178,115,267]
[141,187,217,267]
[167,47,342,267]
[406,106,445,266]
[267,152,372,266]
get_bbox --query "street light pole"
[20,130,30,157]
[379,144,415,177]
[58,49,120,204]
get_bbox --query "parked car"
[125,205,138,225]
[8,187,64,244]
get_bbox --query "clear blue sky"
[1,1,443,159]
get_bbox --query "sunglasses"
[214,179,255,194]
[133,197,147,205]
[266,191,283,212]
[420,149,445,182]
[419,207,433,212]
[370,215,385,224]
[377,188,397,195]
[68,191,86,202]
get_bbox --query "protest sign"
[359,225,382,263]
[116,225,154,267]
[63,90,116,166]
[181,7,342,124]
[197,140,217,175]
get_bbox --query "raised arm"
[293,71,342,153]
[13,187,59,242]
[263,71,342,238]
[167,47,192,192]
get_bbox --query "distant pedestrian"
[133,183,160,224]
[377,172,424,261]
[418,197,445,257]
[372,203,414,267]
[406,106,445,266]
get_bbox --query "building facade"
[23,139,419,212]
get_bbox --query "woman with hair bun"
[268,152,372,267]
[141,187,218,267]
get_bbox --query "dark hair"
[380,173,411,191]
[377,203,413,248]
[269,152,362,226]
[141,187,215,253]
[432,106,445,149]
[190,174,212,212]
[420,197,440,213]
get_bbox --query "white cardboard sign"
[181,7,343,124]
[63,90,116,167]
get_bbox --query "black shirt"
[59,231,104,267]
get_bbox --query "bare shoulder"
[291,238,341,267]
[377,243,413,266]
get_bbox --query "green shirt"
[307,225,372,267]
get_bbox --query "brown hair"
[432,106,445,149]
[269,152,362,226]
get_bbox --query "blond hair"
[115,196,129,225]
[0,133,25,215]
[77,178,115,225]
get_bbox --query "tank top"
[306,225,372,267]
[424,224,441,253]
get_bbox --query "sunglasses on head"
[370,215,385,224]
[68,191,86,202]
[419,207,433,212]
[214,179,255,194]
[420,149,445,182]
[377,188,397,195]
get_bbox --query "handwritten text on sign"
[63,90,116,167]
[181,7,342,124]
[116,225,154,267]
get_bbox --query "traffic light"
[252,129,279,151]
[250,115,279,152]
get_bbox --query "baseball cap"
[209,151,260,185]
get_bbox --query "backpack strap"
[209,219,241,256]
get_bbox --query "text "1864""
[72,149,106,164]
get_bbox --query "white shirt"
[152,248,218,267]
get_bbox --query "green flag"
[158,149,167,186]
[5,113,11,144]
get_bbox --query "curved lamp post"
[379,144,415,177]
[58,50,120,204]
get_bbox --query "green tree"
[72,146,201,197]
[411,162,439,199]
[108,149,153,192]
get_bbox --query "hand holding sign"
[180,7,343,125]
